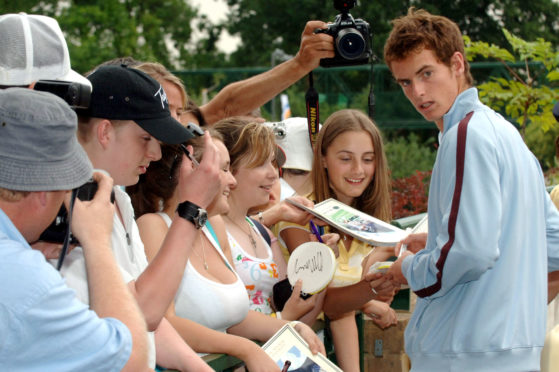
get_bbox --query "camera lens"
[336,28,365,60]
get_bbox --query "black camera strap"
[56,188,78,270]
[305,71,320,147]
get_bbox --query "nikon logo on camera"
[316,0,372,67]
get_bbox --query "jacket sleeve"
[402,122,501,299]
[545,187,559,272]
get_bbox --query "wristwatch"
[176,201,207,229]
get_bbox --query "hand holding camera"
[315,0,372,67]
[69,170,115,248]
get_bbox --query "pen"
[309,220,324,243]
[180,144,199,168]
[281,360,291,372]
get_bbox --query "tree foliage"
[465,30,559,137]
[3,0,202,73]
[223,0,559,67]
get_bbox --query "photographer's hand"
[67,170,149,370]
[294,21,335,72]
[68,170,114,246]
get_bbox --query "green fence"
[173,62,542,129]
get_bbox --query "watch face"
[197,209,208,228]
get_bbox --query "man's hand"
[178,132,221,209]
[386,251,413,286]
[69,170,114,247]
[293,21,335,72]
[395,232,427,256]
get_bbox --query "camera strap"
[56,188,78,270]
[305,71,320,147]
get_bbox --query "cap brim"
[135,116,196,144]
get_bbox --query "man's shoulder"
[0,237,65,311]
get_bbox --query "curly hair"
[384,7,473,86]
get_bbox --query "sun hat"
[264,117,317,171]
[0,88,92,191]
[0,13,91,88]
[83,65,195,144]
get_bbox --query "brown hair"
[128,128,222,217]
[212,117,276,174]
[312,109,392,222]
[183,98,207,127]
[384,7,473,86]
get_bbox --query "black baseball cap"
[553,102,559,123]
[82,65,195,144]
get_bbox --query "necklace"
[193,232,209,271]
[228,216,258,252]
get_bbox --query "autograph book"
[262,323,343,372]
[287,198,408,246]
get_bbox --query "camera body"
[34,80,91,109]
[316,0,372,67]
[39,179,113,244]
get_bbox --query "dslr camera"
[34,80,91,109]
[316,0,372,67]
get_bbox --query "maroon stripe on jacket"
[415,111,474,298]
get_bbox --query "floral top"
[227,218,279,314]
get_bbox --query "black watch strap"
[176,201,207,229]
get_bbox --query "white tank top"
[158,213,249,332]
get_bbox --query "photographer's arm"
[200,21,334,125]
[71,171,148,372]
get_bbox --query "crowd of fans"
[1,8,559,372]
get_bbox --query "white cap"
[264,117,317,171]
[0,13,91,88]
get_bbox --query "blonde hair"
[134,62,188,108]
[312,109,392,222]
[212,117,276,173]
